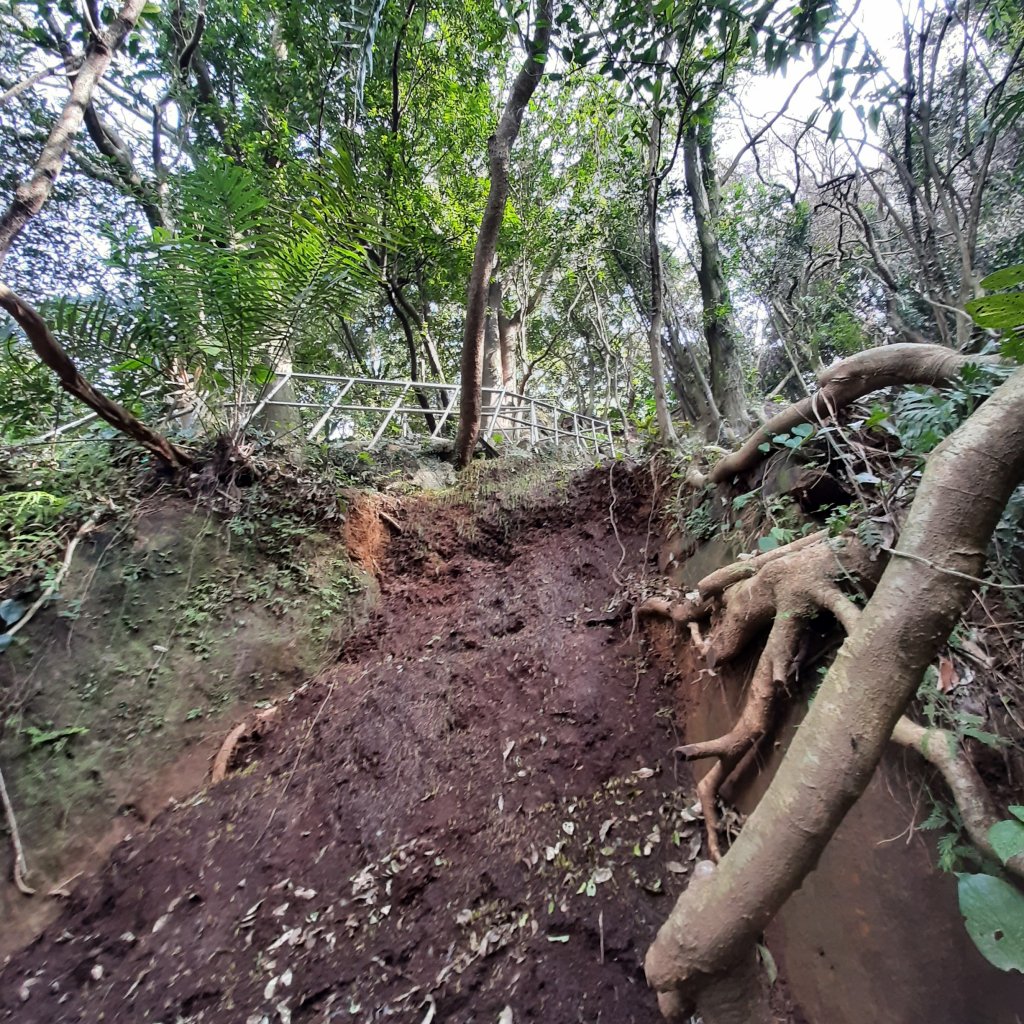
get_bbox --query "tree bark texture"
[455,0,553,468]
[646,363,1024,1012]
[682,123,749,433]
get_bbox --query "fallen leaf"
[938,656,959,693]
[633,767,655,779]
[497,1007,514,1024]
[666,861,687,874]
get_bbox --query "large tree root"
[642,365,1024,1017]
[642,532,879,859]
[710,344,1002,483]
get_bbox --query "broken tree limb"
[3,515,98,641]
[0,285,191,469]
[645,365,1024,1014]
[210,706,280,784]
[710,344,1003,483]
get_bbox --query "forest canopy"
[2,0,1020,454]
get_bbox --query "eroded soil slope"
[1,465,701,1023]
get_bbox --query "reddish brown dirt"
[1,466,703,1023]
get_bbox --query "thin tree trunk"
[455,0,553,467]
[683,122,749,432]
[645,103,678,445]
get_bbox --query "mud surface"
[2,466,701,1023]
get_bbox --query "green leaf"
[989,819,1024,864]
[757,535,780,552]
[957,873,1024,972]
[965,294,1024,330]
[0,634,12,653]
[979,265,1024,291]
[1010,806,1024,824]
[864,405,889,429]
[757,442,771,453]
[22,725,88,749]
[826,109,844,143]
[791,422,814,438]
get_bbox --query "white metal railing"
[20,374,616,457]
[244,373,616,456]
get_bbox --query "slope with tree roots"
[642,350,1024,1023]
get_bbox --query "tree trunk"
[0,0,148,262]
[665,309,721,437]
[646,363,1024,1013]
[645,104,678,445]
[455,1,553,468]
[683,122,749,433]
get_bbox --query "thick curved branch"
[892,716,1024,883]
[710,344,1002,483]
[0,284,190,469]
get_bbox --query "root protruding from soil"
[210,706,279,785]
[644,533,878,859]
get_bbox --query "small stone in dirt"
[90,965,103,981]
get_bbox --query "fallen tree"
[641,349,1024,1023]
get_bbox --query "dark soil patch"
[1,465,701,1023]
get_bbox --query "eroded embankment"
[1,465,705,1023]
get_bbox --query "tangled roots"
[641,533,880,859]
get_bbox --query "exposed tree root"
[643,532,879,859]
[892,716,1024,883]
[1,763,34,895]
[643,365,1024,1017]
[210,706,280,784]
[710,344,1002,483]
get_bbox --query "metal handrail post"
[306,378,355,441]
[431,386,460,437]
[484,387,507,439]
[246,372,293,428]
[530,400,538,445]
[368,384,410,448]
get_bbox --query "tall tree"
[455,0,554,468]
